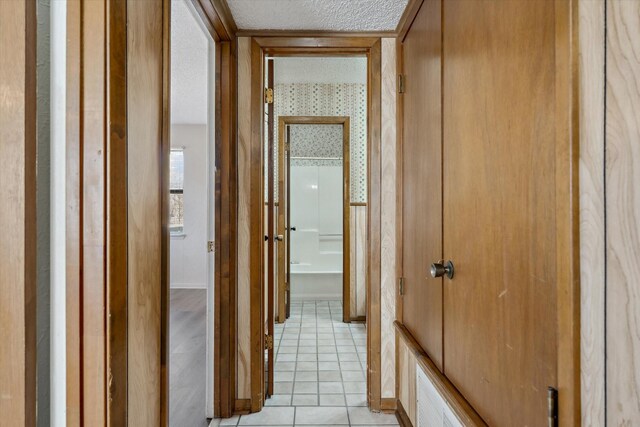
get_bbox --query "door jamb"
[244,37,383,412]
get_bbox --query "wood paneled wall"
[580,1,640,425]
[65,1,169,424]
[350,205,368,319]
[579,0,606,425]
[236,36,253,402]
[126,0,167,424]
[605,0,640,424]
[0,1,36,425]
[380,38,398,400]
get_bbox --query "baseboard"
[233,399,251,415]
[396,400,413,427]
[380,397,397,412]
[170,282,206,289]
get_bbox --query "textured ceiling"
[228,0,409,31]
[170,0,209,125]
[274,57,367,84]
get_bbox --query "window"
[170,149,184,234]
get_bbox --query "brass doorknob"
[275,235,284,242]
[430,260,454,279]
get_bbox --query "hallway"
[221,301,398,426]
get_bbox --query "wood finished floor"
[170,288,209,427]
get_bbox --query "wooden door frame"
[244,36,384,412]
[394,1,581,425]
[65,0,237,423]
[276,116,351,323]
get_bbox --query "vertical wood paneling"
[0,0,36,424]
[249,39,265,411]
[126,0,164,424]
[82,1,107,424]
[579,0,606,425]
[366,39,382,410]
[350,206,358,319]
[65,1,82,423]
[356,206,367,317]
[606,0,640,424]
[236,36,252,400]
[397,333,416,426]
[380,37,397,400]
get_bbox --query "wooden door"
[400,0,443,370]
[442,0,558,425]
[265,59,275,398]
[285,126,291,319]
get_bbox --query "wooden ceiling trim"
[396,0,425,41]
[190,0,237,41]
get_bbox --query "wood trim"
[215,39,238,418]
[395,38,404,327]
[275,116,351,324]
[366,39,383,411]
[395,322,487,426]
[350,202,367,206]
[249,38,264,412]
[577,1,605,424]
[255,37,378,56]
[555,0,581,425]
[380,398,397,412]
[190,0,236,41]
[396,0,425,41]
[396,400,412,427]
[106,0,129,424]
[234,399,252,414]
[160,0,171,424]
[0,0,37,424]
[65,1,82,424]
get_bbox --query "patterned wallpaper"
[270,83,367,203]
[290,124,343,167]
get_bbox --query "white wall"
[170,124,208,288]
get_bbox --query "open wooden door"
[265,58,275,399]
[284,125,291,319]
[277,122,290,322]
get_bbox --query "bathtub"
[289,233,343,301]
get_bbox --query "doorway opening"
[168,1,216,425]
[263,57,369,409]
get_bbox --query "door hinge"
[397,74,406,94]
[264,87,274,104]
[265,334,274,350]
[399,277,405,296]
[547,387,558,427]
[207,240,215,253]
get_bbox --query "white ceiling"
[274,57,367,84]
[171,0,210,125]
[228,0,409,32]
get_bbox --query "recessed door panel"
[401,0,443,370]
[442,0,558,425]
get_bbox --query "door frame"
[276,116,351,323]
[242,36,385,412]
[64,0,238,423]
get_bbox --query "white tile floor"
[216,300,399,427]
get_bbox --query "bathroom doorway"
[277,117,351,323]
